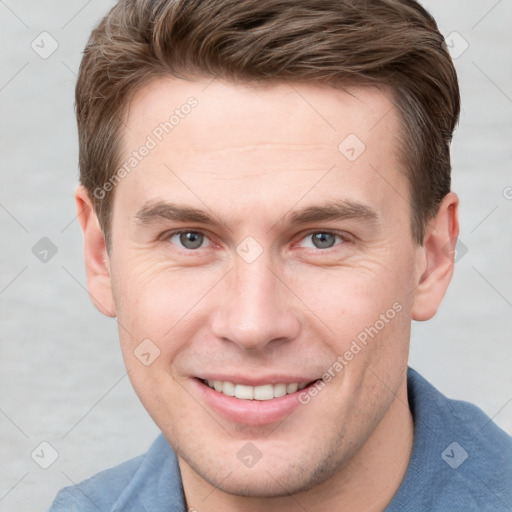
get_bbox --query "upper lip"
[196,375,319,386]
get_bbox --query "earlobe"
[75,185,116,317]
[411,192,459,321]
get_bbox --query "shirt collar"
[111,433,186,512]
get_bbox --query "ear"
[412,192,459,321]
[75,185,116,317]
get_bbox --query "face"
[79,77,456,498]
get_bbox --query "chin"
[182,448,344,499]
[209,468,314,498]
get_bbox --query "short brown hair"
[76,0,460,247]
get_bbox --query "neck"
[180,382,414,512]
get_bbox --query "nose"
[210,254,301,352]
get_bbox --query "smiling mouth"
[201,378,318,400]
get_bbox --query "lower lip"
[192,378,313,426]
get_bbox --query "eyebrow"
[286,200,378,226]
[135,199,379,230]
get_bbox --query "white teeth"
[205,379,310,400]
[254,384,274,401]
[235,384,254,400]
[286,383,298,394]
[222,381,235,397]
[273,383,287,398]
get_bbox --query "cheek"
[111,261,224,354]
[110,242,415,363]
[296,260,412,332]
[296,259,415,383]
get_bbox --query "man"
[49,0,512,510]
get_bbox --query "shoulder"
[388,368,512,512]
[410,366,512,468]
[48,455,144,511]
[436,380,512,508]
[48,434,184,512]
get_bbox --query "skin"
[77,77,459,512]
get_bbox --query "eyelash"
[160,229,351,253]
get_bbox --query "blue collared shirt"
[48,367,512,511]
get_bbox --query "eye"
[166,230,211,250]
[162,229,348,252]
[297,231,346,250]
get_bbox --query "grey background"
[1,1,511,510]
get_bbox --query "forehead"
[125,77,399,151]
[114,77,407,228]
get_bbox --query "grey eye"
[175,231,205,250]
[310,232,337,249]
